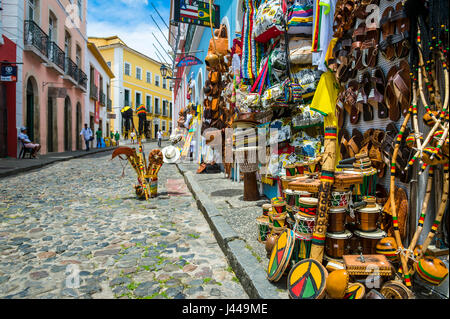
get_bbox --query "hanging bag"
[253,0,286,43]
[288,37,313,65]
[287,0,313,35]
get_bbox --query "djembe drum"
[356,198,381,232]
[295,197,318,218]
[234,146,260,201]
[328,207,347,233]
[291,213,315,263]
[325,230,353,259]
[354,229,387,254]
[256,216,270,243]
[330,189,352,208]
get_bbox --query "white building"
[84,41,114,143]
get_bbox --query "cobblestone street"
[0,143,248,299]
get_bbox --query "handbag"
[289,37,312,65]
[287,0,313,35]
[253,0,286,43]
[208,24,229,56]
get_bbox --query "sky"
[87,0,173,63]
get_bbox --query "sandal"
[392,59,411,117]
[381,122,399,166]
[379,6,396,61]
[392,2,410,59]
[369,129,386,178]
[362,71,374,121]
[336,91,346,128]
[339,128,350,160]
[360,128,375,156]
[368,68,389,119]
[385,65,401,122]
[348,128,364,158]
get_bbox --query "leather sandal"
[381,122,399,167]
[362,71,374,121]
[392,59,411,117]
[368,68,389,119]
[348,128,364,158]
[392,2,410,59]
[385,65,401,122]
[336,91,346,128]
[339,128,350,160]
[360,128,375,156]
[380,6,396,61]
[369,129,386,178]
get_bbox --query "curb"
[176,164,281,299]
[0,147,115,179]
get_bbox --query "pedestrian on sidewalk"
[115,131,120,146]
[130,131,136,144]
[157,129,162,147]
[80,124,93,151]
[18,127,41,158]
[96,127,103,148]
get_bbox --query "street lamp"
[160,64,181,81]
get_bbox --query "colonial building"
[21,0,88,154]
[85,41,114,146]
[89,36,172,139]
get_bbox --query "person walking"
[95,127,103,148]
[18,127,41,158]
[157,129,163,147]
[115,131,120,146]
[80,124,93,151]
[130,131,136,144]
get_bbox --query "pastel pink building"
[22,0,87,154]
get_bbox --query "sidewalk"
[0,140,155,179]
[177,162,288,299]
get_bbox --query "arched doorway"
[26,77,39,142]
[76,102,82,150]
[47,96,57,153]
[64,96,72,151]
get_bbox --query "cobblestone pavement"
[0,144,248,299]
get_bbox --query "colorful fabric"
[253,0,285,43]
[287,0,313,35]
[312,0,337,72]
[241,0,257,81]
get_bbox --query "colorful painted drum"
[294,191,313,206]
[285,164,297,177]
[356,203,381,232]
[256,216,270,243]
[344,282,366,299]
[284,189,296,207]
[291,232,312,263]
[295,163,305,175]
[270,225,287,235]
[270,212,287,228]
[262,204,272,217]
[271,197,287,216]
[295,214,315,234]
[296,197,318,217]
[325,230,352,259]
[331,190,352,208]
[354,229,387,254]
[415,256,449,286]
[267,229,295,282]
[287,259,328,299]
[149,177,158,198]
[328,207,347,233]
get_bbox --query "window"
[162,120,166,132]
[65,31,71,58]
[135,92,142,107]
[78,0,82,21]
[170,102,173,118]
[163,78,167,89]
[107,61,111,68]
[27,0,37,21]
[124,89,130,106]
[154,97,160,114]
[146,95,152,113]
[124,62,131,76]
[146,71,152,84]
[155,75,160,87]
[136,67,142,80]
[49,12,57,42]
[76,45,82,67]
[162,100,167,117]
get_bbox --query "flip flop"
[385,65,401,122]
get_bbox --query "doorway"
[26,78,35,141]
[76,102,82,150]
[47,96,54,152]
[0,85,7,157]
[154,124,159,139]
[64,96,72,151]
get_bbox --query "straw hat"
[161,145,180,164]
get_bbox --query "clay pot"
[265,233,279,256]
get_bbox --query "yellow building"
[88,36,172,139]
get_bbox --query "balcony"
[90,84,98,101]
[24,20,49,61]
[99,91,106,106]
[77,69,87,91]
[107,99,112,112]
[47,41,65,73]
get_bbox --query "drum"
[356,203,381,232]
[344,282,366,299]
[291,232,312,263]
[295,163,306,175]
[270,212,287,228]
[284,189,296,207]
[256,216,270,243]
[328,207,347,233]
[295,214,315,234]
[294,191,314,207]
[267,229,295,282]
[262,204,272,217]
[381,280,415,299]
[325,230,352,259]
[234,147,259,173]
[296,197,318,217]
[354,229,387,254]
[285,164,297,177]
[271,197,287,216]
[287,259,328,299]
[331,190,351,208]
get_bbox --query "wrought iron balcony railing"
[47,41,65,71]
[107,99,112,112]
[90,84,98,100]
[24,20,49,57]
[100,92,106,106]
[78,69,87,89]
[65,57,78,81]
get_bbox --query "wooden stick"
[417,163,449,259]
[389,109,413,287]
[309,127,337,263]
